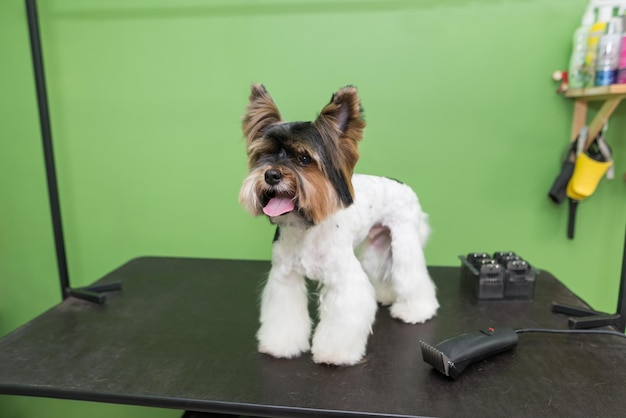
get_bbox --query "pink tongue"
[263,196,295,217]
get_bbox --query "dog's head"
[239,84,365,226]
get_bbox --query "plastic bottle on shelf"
[584,5,613,87]
[616,6,626,83]
[595,16,623,85]
[569,9,596,89]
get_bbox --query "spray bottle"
[616,6,626,83]
[585,5,613,87]
[569,8,596,89]
[595,16,623,85]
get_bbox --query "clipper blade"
[420,340,451,377]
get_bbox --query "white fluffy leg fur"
[257,268,311,358]
[386,215,439,324]
[311,257,377,366]
[356,231,396,305]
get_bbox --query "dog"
[239,84,439,366]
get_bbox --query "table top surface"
[0,257,624,418]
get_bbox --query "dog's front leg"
[311,257,377,366]
[257,264,311,359]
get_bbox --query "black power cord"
[515,327,626,338]
[421,326,626,379]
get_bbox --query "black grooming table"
[0,257,625,417]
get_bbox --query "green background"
[1,0,625,416]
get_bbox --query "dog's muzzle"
[264,169,282,186]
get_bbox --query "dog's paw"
[257,328,310,358]
[258,342,309,359]
[374,283,396,306]
[390,298,439,324]
[310,327,368,366]
[311,344,365,366]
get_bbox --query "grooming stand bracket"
[552,302,622,329]
[67,282,123,304]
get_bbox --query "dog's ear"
[314,86,365,185]
[242,84,282,145]
[314,86,365,145]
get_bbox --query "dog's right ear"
[242,84,282,145]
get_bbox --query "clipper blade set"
[460,251,536,300]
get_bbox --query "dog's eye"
[299,154,312,166]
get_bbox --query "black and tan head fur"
[239,84,365,226]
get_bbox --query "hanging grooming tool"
[565,124,612,239]
[548,135,579,204]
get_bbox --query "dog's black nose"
[264,169,282,185]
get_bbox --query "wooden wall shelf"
[565,84,626,100]
[564,84,626,149]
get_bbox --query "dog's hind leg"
[356,224,395,305]
[386,215,439,324]
[257,265,312,359]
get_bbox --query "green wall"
[1,0,624,416]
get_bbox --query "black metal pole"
[617,222,626,332]
[25,0,71,300]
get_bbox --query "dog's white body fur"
[258,174,439,365]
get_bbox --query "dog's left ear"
[242,84,282,146]
[314,86,365,145]
[314,86,366,180]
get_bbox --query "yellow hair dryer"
[566,141,612,239]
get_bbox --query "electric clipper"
[420,327,518,379]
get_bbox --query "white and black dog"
[239,84,438,366]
